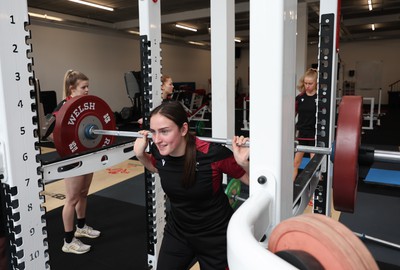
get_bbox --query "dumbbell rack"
[0,1,48,269]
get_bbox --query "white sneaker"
[75,225,101,239]
[62,238,91,254]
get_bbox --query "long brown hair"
[150,101,196,188]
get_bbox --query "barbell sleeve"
[354,232,400,250]
[231,194,247,202]
[90,128,145,139]
[296,145,331,155]
[373,149,400,163]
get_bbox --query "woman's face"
[71,79,89,97]
[303,76,316,93]
[150,113,188,156]
[162,78,174,95]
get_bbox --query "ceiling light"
[368,0,373,11]
[176,24,197,32]
[28,12,63,21]
[128,30,140,35]
[235,38,242,43]
[68,0,114,12]
[188,41,205,46]
[371,24,375,31]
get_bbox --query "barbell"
[87,126,400,164]
[52,95,399,213]
[87,127,250,147]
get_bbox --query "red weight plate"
[307,214,378,270]
[268,214,366,269]
[53,95,116,157]
[332,96,363,212]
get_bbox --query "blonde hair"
[161,75,173,99]
[297,68,317,92]
[63,70,89,99]
[161,75,171,88]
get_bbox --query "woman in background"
[293,68,318,181]
[137,75,174,125]
[50,70,101,254]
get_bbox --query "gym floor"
[41,106,400,269]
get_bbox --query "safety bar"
[227,188,297,269]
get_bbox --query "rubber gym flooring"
[46,174,147,270]
[42,107,400,269]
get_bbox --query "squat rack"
[0,0,344,269]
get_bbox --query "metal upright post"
[314,0,341,216]
[0,1,48,268]
[210,0,235,141]
[227,0,298,268]
[138,1,163,269]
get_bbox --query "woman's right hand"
[232,136,250,168]
[134,130,150,157]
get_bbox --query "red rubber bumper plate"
[53,95,116,157]
[269,213,376,270]
[307,214,378,270]
[332,96,363,213]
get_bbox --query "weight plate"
[53,95,116,157]
[332,96,363,212]
[196,121,205,136]
[269,214,367,269]
[225,178,241,209]
[307,214,378,270]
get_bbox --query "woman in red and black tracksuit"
[134,101,249,270]
[294,68,318,180]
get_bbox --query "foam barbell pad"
[268,214,369,269]
[53,95,116,157]
[332,96,363,213]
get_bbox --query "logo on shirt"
[301,98,304,102]
[162,159,166,166]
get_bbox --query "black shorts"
[157,222,229,270]
[296,130,315,147]
[297,139,315,147]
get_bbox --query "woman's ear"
[181,122,189,136]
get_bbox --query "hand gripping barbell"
[52,95,400,213]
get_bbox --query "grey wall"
[30,21,400,112]
[30,23,213,112]
[307,39,400,104]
